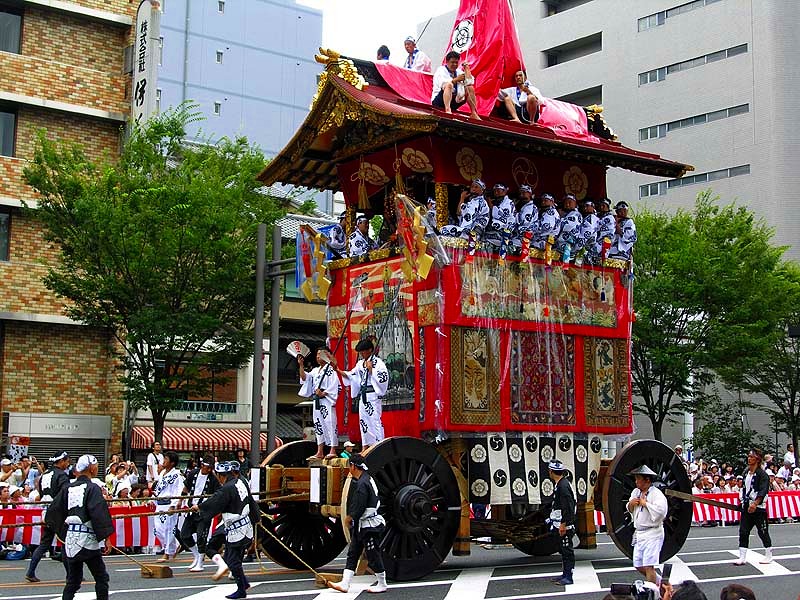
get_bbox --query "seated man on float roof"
[431,51,481,120]
[498,70,541,124]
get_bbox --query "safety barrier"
[594,491,800,527]
[0,505,156,547]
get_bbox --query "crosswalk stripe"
[442,567,493,600]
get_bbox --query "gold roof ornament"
[585,104,618,142]
[311,48,368,109]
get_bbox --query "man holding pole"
[152,451,184,562]
[332,338,389,451]
[180,454,221,572]
[734,447,773,565]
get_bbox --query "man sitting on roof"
[498,70,541,124]
[431,51,481,120]
[402,36,431,72]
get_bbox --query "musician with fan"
[297,346,341,460]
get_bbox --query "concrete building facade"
[156,0,333,213]
[422,0,798,450]
[423,0,799,257]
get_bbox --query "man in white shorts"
[626,465,668,584]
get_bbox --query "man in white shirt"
[146,441,164,486]
[783,443,795,467]
[431,51,480,120]
[402,36,431,72]
[626,465,668,584]
[498,70,541,124]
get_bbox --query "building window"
[218,1,225,13]
[0,211,9,261]
[640,164,750,198]
[639,104,748,141]
[0,109,15,157]
[638,0,722,32]
[215,50,224,64]
[638,44,747,86]
[0,8,22,54]
[155,88,162,113]
[158,36,163,66]
[213,101,221,116]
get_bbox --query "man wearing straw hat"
[626,464,668,584]
[45,454,113,600]
[25,450,70,582]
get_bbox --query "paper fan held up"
[286,340,310,359]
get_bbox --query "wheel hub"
[393,484,433,532]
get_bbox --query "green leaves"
[23,103,285,438]
[632,190,796,440]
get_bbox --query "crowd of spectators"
[675,443,800,525]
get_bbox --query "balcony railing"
[176,400,237,414]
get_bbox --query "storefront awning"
[131,426,278,452]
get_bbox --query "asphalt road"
[4,524,799,600]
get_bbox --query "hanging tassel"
[357,177,369,210]
[393,148,405,194]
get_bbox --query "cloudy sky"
[297,0,458,64]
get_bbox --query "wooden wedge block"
[141,564,173,578]
[314,572,342,588]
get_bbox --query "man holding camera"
[627,465,668,584]
[548,460,576,586]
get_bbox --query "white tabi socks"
[328,568,354,593]
[760,547,773,563]
[367,572,388,593]
[734,547,747,565]
[211,553,229,580]
[188,546,204,572]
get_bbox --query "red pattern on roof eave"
[329,75,689,173]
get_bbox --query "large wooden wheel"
[601,439,692,562]
[354,437,462,581]
[259,440,347,570]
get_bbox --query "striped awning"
[131,426,275,452]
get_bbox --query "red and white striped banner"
[0,505,156,547]
[594,491,800,527]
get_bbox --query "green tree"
[631,192,790,440]
[689,390,771,471]
[23,104,285,445]
[712,264,800,463]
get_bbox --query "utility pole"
[250,224,295,473]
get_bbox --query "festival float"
[255,0,698,582]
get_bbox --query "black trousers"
[224,539,250,592]
[181,512,204,549]
[62,548,109,600]
[202,524,226,559]
[739,509,772,548]
[28,525,64,577]
[344,527,385,573]
[556,529,575,576]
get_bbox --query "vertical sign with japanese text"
[131,0,161,124]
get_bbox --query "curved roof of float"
[258,56,692,192]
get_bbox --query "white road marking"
[568,561,602,593]
[442,567,493,600]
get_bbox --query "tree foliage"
[23,103,285,444]
[689,390,771,471]
[632,191,791,440]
